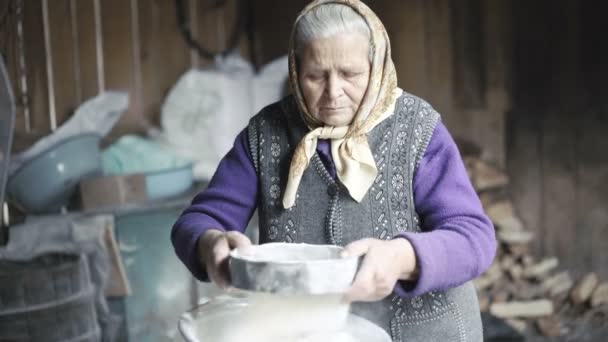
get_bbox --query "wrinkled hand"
[198,229,252,289]
[343,238,418,302]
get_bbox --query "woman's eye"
[343,71,362,78]
[307,73,323,81]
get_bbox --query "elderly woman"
[172,0,496,340]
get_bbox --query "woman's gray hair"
[294,4,372,60]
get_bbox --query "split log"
[478,293,490,312]
[570,272,599,305]
[508,244,530,258]
[556,274,575,298]
[474,263,502,291]
[479,191,505,209]
[590,283,608,308]
[490,300,554,318]
[499,254,515,271]
[508,264,524,281]
[535,316,563,337]
[523,257,559,279]
[485,200,515,224]
[492,288,511,303]
[505,319,528,334]
[498,230,534,245]
[584,305,608,322]
[521,255,535,267]
[512,281,544,301]
[471,159,510,191]
[494,216,525,232]
[552,292,572,315]
[541,271,573,297]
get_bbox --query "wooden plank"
[553,0,582,103]
[507,0,551,258]
[506,107,543,255]
[490,300,554,319]
[138,0,190,127]
[74,0,100,101]
[577,110,608,280]
[579,1,608,105]
[570,272,599,305]
[22,0,50,134]
[450,0,485,109]
[510,0,551,109]
[99,0,141,136]
[0,4,25,134]
[375,0,429,99]
[541,110,578,273]
[47,0,78,127]
[251,0,307,65]
[577,1,608,281]
[422,0,454,118]
[223,0,249,62]
[196,0,222,67]
[540,0,582,276]
[188,0,200,67]
[475,0,512,167]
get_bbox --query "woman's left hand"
[343,238,418,302]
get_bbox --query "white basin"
[178,293,391,342]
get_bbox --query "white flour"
[221,293,351,341]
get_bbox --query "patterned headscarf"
[283,0,399,208]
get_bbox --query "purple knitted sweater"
[171,120,496,297]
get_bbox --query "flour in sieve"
[223,292,350,341]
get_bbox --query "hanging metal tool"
[0,54,16,244]
[15,0,32,133]
[41,0,57,131]
[174,0,249,61]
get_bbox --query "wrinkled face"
[298,33,370,127]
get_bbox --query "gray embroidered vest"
[247,93,483,342]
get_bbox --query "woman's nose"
[325,74,343,100]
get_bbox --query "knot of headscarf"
[283,0,399,208]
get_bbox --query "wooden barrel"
[0,254,100,341]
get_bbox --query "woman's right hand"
[197,229,252,289]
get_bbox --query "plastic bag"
[159,54,288,180]
[9,91,128,175]
[102,135,190,175]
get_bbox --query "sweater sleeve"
[171,128,258,281]
[393,121,497,297]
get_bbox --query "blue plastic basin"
[7,134,102,214]
[145,164,193,200]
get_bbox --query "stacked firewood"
[463,156,608,338]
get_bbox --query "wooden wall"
[3,0,246,147]
[252,0,512,167]
[3,0,511,165]
[507,0,608,279]
[2,0,606,277]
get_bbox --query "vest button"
[327,184,338,196]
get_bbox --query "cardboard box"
[80,174,147,211]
